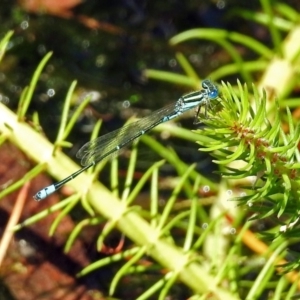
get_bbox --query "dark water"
[0,0,248,176]
[0,1,264,121]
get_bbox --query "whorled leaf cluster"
[197,81,300,236]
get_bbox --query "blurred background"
[0,0,277,138]
[1,0,300,299]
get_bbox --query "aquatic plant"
[1,1,300,299]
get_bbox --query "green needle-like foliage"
[2,0,300,295]
[198,81,300,229]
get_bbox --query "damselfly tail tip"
[33,184,55,201]
[33,190,45,201]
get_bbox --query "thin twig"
[0,181,30,266]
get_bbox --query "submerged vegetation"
[1,1,300,299]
